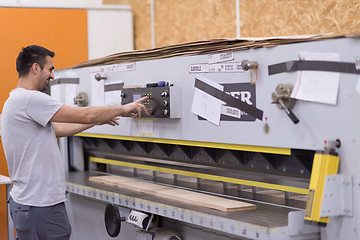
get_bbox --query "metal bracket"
[73,92,88,107]
[288,211,320,237]
[320,174,353,217]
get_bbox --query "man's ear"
[31,62,40,75]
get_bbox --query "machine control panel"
[121,86,181,118]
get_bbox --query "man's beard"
[41,82,50,95]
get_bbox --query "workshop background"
[0,0,359,239]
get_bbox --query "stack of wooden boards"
[90,175,256,212]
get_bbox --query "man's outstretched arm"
[52,117,119,138]
[50,96,148,137]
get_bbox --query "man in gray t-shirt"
[1,45,148,239]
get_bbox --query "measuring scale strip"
[66,182,272,239]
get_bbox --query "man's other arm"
[51,97,148,137]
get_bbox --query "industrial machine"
[53,34,360,240]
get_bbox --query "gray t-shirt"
[1,88,65,206]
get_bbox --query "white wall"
[88,9,134,60]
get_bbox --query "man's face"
[38,56,55,92]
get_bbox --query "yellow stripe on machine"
[77,133,291,155]
[90,157,309,195]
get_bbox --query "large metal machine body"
[54,36,360,240]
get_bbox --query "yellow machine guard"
[305,151,339,226]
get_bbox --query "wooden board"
[90,175,256,212]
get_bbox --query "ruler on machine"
[66,182,272,239]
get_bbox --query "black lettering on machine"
[198,82,256,122]
[191,65,202,72]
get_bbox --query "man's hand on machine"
[98,96,149,126]
[122,96,149,118]
[100,117,120,126]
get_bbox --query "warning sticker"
[198,82,256,122]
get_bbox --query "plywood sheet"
[105,0,360,50]
[90,175,256,212]
[240,0,360,37]
[155,0,237,47]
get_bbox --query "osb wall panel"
[104,0,360,49]
[103,0,152,50]
[240,0,360,37]
[104,0,237,49]
[155,0,237,47]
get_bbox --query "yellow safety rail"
[90,157,309,195]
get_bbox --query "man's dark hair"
[16,45,55,78]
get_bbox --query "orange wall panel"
[0,7,88,239]
[0,7,88,113]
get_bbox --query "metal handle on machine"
[277,98,299,124]
[272,83,299,124]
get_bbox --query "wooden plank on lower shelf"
[89,175,256,212]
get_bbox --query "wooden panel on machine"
[90,175,256,212]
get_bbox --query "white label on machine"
[101,62,136,73]
[191,75,223,126]
[189,63,245,73]
[291,52,340,105]
[210,63,245,73]
[221,106,241,119]
[137,119,155,136]
[208,51,234,64]
[189,64,208,73]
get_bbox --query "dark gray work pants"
[8,197,72,240]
